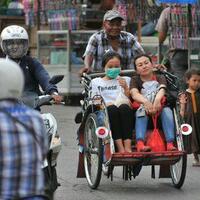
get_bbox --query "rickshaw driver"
[79,9,144,75]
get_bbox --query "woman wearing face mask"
[90,51,134,153]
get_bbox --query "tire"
[43,165,59,200]
[84,113,103,189]
[170,107,187,189]
[170,154,187,188]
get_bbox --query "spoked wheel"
[170,154,187,188]
[170,107,187,188]
[84,113,103,189]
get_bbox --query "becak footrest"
[110,151,185,166]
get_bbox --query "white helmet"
[0,58,24,99]
[0,25,29,59]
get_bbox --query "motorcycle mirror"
[49,75,64,85]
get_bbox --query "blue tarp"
[159,0,197,4]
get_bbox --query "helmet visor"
[2,39,28,59]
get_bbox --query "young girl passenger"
[90,51,134,153]
[130,54,176,152]
[180,68,200,166]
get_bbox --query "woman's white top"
[90,76,131,105]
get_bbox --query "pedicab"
[76,69,191,189]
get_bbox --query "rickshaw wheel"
[84,113,103,189]
[170,154,187,188]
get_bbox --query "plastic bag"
[114,89,131,107]
[132,101,140,109]
[146,129,166,152]
[146,115,166,152]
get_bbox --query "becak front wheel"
[84,113,103,189]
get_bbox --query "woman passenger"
[130,54,176,152]
[90,51,134,153]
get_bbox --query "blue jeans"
[135,107,175,142]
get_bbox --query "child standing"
[180,68,200,166]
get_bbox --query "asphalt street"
[42,105,200,200]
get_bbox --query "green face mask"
[106,68,120,79]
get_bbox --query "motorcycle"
[23,75,64,199]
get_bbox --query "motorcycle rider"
[0,25,62,107]
[0,58,48,200]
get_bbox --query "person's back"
[0,101,48,199]
[0,58,48,200]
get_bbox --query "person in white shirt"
[90,51,134,153]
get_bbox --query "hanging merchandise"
[38,0,47,25]
[122,0,163,24]
[115,0,127,24]
[119,0,146,23]
[169,4,200,50]
[44,0,80,30]
[23,0,35,27]
[47,8,79,31]
[22,0,80,30]
[146,2,163,22]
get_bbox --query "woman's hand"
[118,77,130,97]
[143,100,154,114]
[118,77,128,90]
[153,99,162,114]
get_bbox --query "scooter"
[36,94,61,194]
[33,75,64,198]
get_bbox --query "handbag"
[146,115,166,152]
